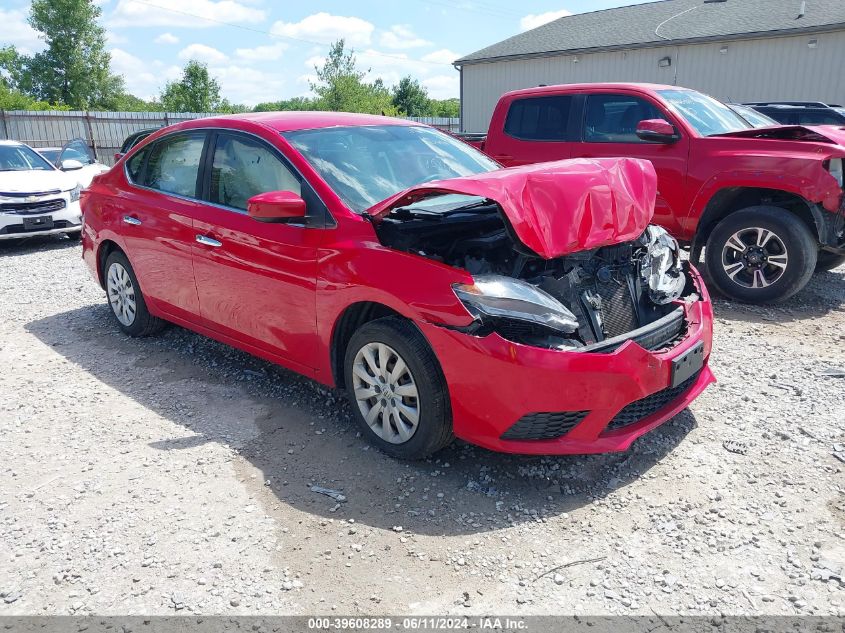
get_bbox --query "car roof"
[0,140,25,147]
[503,82,682,98]
[173,111,418,133]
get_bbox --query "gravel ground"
[0,235,843,616]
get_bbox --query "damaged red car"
[81,113,714,459]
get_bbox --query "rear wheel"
[104,250,166,337]
[704,206,817,304]
[343,317,453,459]
[816,250,845,272]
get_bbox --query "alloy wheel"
[352,342,420,444]
[107,262,137,326]
[721,227,789,289]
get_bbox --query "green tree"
[23,0,122,108]
[253,96,323,112]
[391,76,429,116]
[429,98,460,118]
[310,40,397,115]
[160,60,222,112]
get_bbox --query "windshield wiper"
[391,199,493,220]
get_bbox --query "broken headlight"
[453,274,579,334]
[640,225,686,305]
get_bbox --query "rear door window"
[584,94,664,143]
[504,96,573,141]
[142,132,206,198]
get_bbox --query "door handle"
[195,235,222,247]
[122,215,141,226]
[492,155,514,161]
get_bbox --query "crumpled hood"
[712,124,845,146]
[368,157,657,259]
[0,169,76,195]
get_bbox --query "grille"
[590,309,686,354]
[0,220,72,235]
[0,198,67,215]
[605,369,702,432]
[595,280,638,338]
[501,410,589,441]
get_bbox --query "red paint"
[82,112,714,456]
[368,157,657,258]
[466,83,845,242]
[247,191,307,221]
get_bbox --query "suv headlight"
[453,274,579,334]
[827,157,844,188]
[640,226,686,305]
[69,184,82,202]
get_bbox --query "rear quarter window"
[504,96,573,141]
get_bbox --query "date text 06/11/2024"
[307,617,528,630]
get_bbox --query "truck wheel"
[343,317,453,460]
[704,206,817,304]
[816,251,845,272]
[104,250,167,337]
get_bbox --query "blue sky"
[1,0,652,106]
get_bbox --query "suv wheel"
[343,317,453,459]
[104,250,167,336]
[705,206,817,304]
[816,250,845,272]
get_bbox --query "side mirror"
[636,119,680,144]
[61,159,85,171]
[247,190,306,223]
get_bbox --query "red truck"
[462,83,845,304]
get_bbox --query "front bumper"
[0,198,82,240]
[419,268,715,455]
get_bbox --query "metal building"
[454,0,845,132]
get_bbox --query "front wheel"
[704,206,817,304]
[816,250,845,272]
[343,317,453,460]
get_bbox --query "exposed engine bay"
[373,196,698,352]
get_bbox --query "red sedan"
[81,112,714,459]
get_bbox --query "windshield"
[284,125,500,213]
[660,89,750,136]
[0,144,56,172]
[38,149,61,164]
[730,105,777,129]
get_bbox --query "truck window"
[504,96,573,141]
[584,94,663,143]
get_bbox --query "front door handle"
[492,154,514,161]
[122,215,141,226]
[195,235,222,247]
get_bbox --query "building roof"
[456,0,845,65]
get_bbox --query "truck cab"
[467,83,845,304]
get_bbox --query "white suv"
[0,140,85,241]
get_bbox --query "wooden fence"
[0,110,461,166]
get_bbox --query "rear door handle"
[122,215,141,226]
[195,235,222,247]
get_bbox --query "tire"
[343,317,453,460]
[103,250,167,337]
[704,206,817,304]
[816,250,845,272]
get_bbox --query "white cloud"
[154,32,180,44]
[109,0,265,28]
[110,48,181,100]
[178,43,227,64]
[379,24,431,50]
[0,8,43,54]
[519,9,572,31]
[422,74,459,100]
[208,64,286,106]
[235,42,288,61]
[270,12,374,47]
[421,48,460,65]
